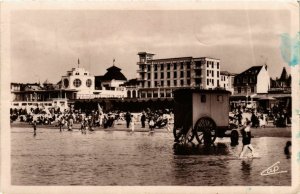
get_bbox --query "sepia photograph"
[1,1,299,194]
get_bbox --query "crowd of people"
[229,104,290,129]
[10,106,174,133]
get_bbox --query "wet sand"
[11,121,291,138]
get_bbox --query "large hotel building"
[137,52,221,98]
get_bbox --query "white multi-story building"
[61,66,127,99]
[137,52,221,98]
[220,71,235,94]
[61,67,95,98]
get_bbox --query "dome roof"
[102,65,127,81]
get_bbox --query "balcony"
[193,65,203,70]
[193,75,202,79]
[137,77,147,81]
[137,69,147,73]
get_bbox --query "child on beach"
[149,117,155,132]
[239,118,257,158]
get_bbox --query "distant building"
[11,63,129,102]
[220,71,235,94]
[136,52,221,98]
[233,65,270,96]
[61,67,95,99]
[121,78,140,98]
[269,67,291,94]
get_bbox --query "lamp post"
[246,83,249,106]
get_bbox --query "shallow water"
[11,127,291,185]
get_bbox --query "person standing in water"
[239,118,256,158]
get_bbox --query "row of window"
[206,61,220,69]
[68,72,88,76]
[207,79,219,86]
[142,79,192,88]
[237,86,255,93]
[147,71,192,79]
[140,92,172,98]
[207,70,220,78]
[144,62,192,71]
[64,78,92,88]
[236,76,256,84]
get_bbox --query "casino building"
[136,52,221,98]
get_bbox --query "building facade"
[61,67,95,99]
[233,65,270,96]
[220,71,235,94]
[136,52,221,98]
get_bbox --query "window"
[148,81,151,87]
[217,95,223,102]
[174,72,177,78]
[181,63,184,69]
[174,80,177,86]
[207,79,209,84]
[161,72,164,79]
[161,81,164,86]
[75,72,79,75]
[160,64,164,70]
[251,87,255,93]
[154,64,158,71]
[212,62,214,68]
[147,65,151,71]
[160,92,165,97]
[217,71,219,78]
[207,70,209,76]
[243,77,247,83]
[147,73,151,79]
[187,79,190,85]
[167,72,170,78]
[212,79,214,85]
[167,80,170,86]
[212,71,214,77]
[187,62,191,69]
[154,73,158,79]
[167,64,170,70]
[217,80,219,87]
[201,95,206,103]
[73,79,82,87]
[238,87,241,93]
[84,73,87,75]
[174,63,177,70]
[154,81,158,87]
[86,79,92,87]
[180,71,184,78]
[187,71,190,78]
[180,80,184,86]
[207,62,209,67]
[217,62,219,69]
[63,79,69,88]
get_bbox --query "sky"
[11,9,291,83]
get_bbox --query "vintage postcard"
[1,1,299,194]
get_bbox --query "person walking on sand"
[33,120,37,136]
[239,118,257,158]
[131,115,135,132]
[141,112,146,128]
[125,111,131,128]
